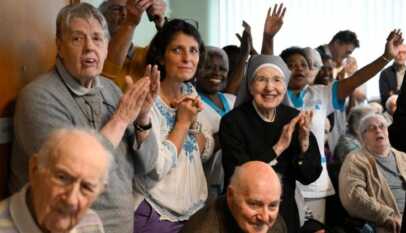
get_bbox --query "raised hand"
[236,21,257,56]
[136,64,160,125]
[115,76,150,125]
[126,0,153,26]
[146,0,167,28]
[384,29,404,60]
[263,3,286,37]
[298,110,313,153]
[274,114,300,156]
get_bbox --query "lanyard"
[199,92,231,117]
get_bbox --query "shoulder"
[180,199,220,233]
[221,102,252,122]
[75,209,105,233]
[0,198,17,232]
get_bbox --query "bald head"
[227,161,282,233]
[229,161,281,192]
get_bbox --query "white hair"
[358,113,389,138]
[36,127,113,185]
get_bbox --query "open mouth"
[209,78,222,84]
[82,57,97,67]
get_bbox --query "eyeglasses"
[365,123,386,133]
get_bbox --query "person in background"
[10,4,161,233]
[383,94,398,124]
[280,29,403,223]
[304,47,323,85]
[339,113,405,233]
[316,30,360,77]
[132,19,214,233]
[334,106,374,162]
[379,44,406,107]
[180,161,287,233]
[99,0,167,89]
[221,55,322,233]
[196,46,235,198]
[0,128,111,233]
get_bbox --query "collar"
[218,196,244,233]
[9,185,47,233]
[287,85,309,109]
[10,185,81,233]
[56,57,102,96]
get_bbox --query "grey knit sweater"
[10,58,158,233]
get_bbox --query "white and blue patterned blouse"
[134,82,214,222]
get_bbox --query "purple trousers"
[134,200,185,233]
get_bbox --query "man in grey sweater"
[10,3,160,233]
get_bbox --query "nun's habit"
[220,55,322,233]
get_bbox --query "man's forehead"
[66,17,104,34]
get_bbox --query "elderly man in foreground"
[180,161,286,233]
[0,128,111,233]
[10,3,160,233]
[339,113,406,233]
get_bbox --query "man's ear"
[55,38,63,58]
[28,155,40,182]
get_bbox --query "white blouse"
[134,82,214,222]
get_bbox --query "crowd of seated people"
[5,1,406,233]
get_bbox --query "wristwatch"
[134,121,152,132]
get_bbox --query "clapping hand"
[136,64,160,125]
[298,110,313,153]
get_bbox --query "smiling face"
[196,52,229,94]
[162,32,200,82]
[286,54,310,91]
[57,17,108,86]
[361,117,390,155]
[249,66,286,112]
[227,163,282,233]
[29,132,108,233]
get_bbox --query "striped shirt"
[0,185,105,233]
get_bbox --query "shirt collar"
[9,185,81,233]
[9,185,46,233]
[56,57,102,96]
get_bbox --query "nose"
[63,183,81,208]
[256,207,271,223]
[84,37,96,52]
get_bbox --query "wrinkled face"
[57,17,108,86]
[249,66,286,111]
[332,42,355,65]
[103,0,127,35]
[227,181,281,233]
[286,54,310,90]
[361,117,390,155]
[162,32,200,82]
[196,53,228,94]
[29,144,106,233]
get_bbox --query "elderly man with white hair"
[0,128,112,233]
[10,3,161,233]
[339,113,406,233]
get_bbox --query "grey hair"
[98,1,114,17]
[347,106,374,136]
[358,113,389,137]
[56,2,110,40]
[303,47,323,70]
[36,127,114,185]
